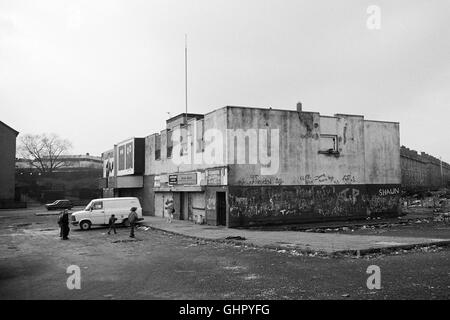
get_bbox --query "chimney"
[296,102,302,112]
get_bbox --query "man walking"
[60,209,70,240]
[107,214,117,235]
[128,207,138,238]
[57,211,63,237]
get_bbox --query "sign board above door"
[169,173,197,186]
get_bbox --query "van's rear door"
[105,200,125,223]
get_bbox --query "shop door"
[216,192,226,226]
[188,194,193,221]
[180,193,190,221]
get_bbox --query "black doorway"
[179,193,185,220]
[216,192,226,226]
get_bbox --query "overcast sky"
[1,0,449,162]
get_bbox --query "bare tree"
[18,133,73,173]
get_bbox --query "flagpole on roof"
[184,33,188,125]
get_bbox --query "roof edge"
[0,121,19,136]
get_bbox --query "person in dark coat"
[107,214,117,235]
[57,212,63,237]
[60,209,70,240]
[128,207,138,238]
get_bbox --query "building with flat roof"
[100,104,401,227]
[0,121,19,207]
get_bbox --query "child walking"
[107,214,117,235]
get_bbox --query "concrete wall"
[225,107,400,186]
[228,184,401,227]
[363,121,401,184]
[0,123,18,201]
[190,192,206,221]
[145,107,228,176]
[142,175,155,216]
[154,193,166,218]
[224,107,401,226]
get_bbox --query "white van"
[71,197,143,230]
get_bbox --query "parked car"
[71,197,143,230]
[45,199,73,211]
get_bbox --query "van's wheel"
[122,219,130,227]
[79,221,91,231]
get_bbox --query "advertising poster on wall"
[118,145,125,171]
[117,139,135,176]
[102,150,114,179]
[126,142,133,170]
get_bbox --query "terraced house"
[100,104,401,227]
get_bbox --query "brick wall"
[401,146,450,191]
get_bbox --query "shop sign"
[207,169,222,185]
[169,173,197,185]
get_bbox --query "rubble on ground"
[401,189,450,211]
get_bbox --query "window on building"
[155,135,161,160]
[319,134,339,155]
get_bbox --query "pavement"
[141,216,450,255]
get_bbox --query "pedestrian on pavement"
[128,207,138,238]
[57,211,63,237]
[165,198,174,223]
[60,209,70,240]
[107,214,117,235]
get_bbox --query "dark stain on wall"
[297,112,316,139]
[228,184,401,227]
[343,125,347,145]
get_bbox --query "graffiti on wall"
[237,173,357,186]
[378,187,400,196]
[295,173,357,185]
[206,197,216,211]
[237,175,284,185]
[228,184,400,224]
